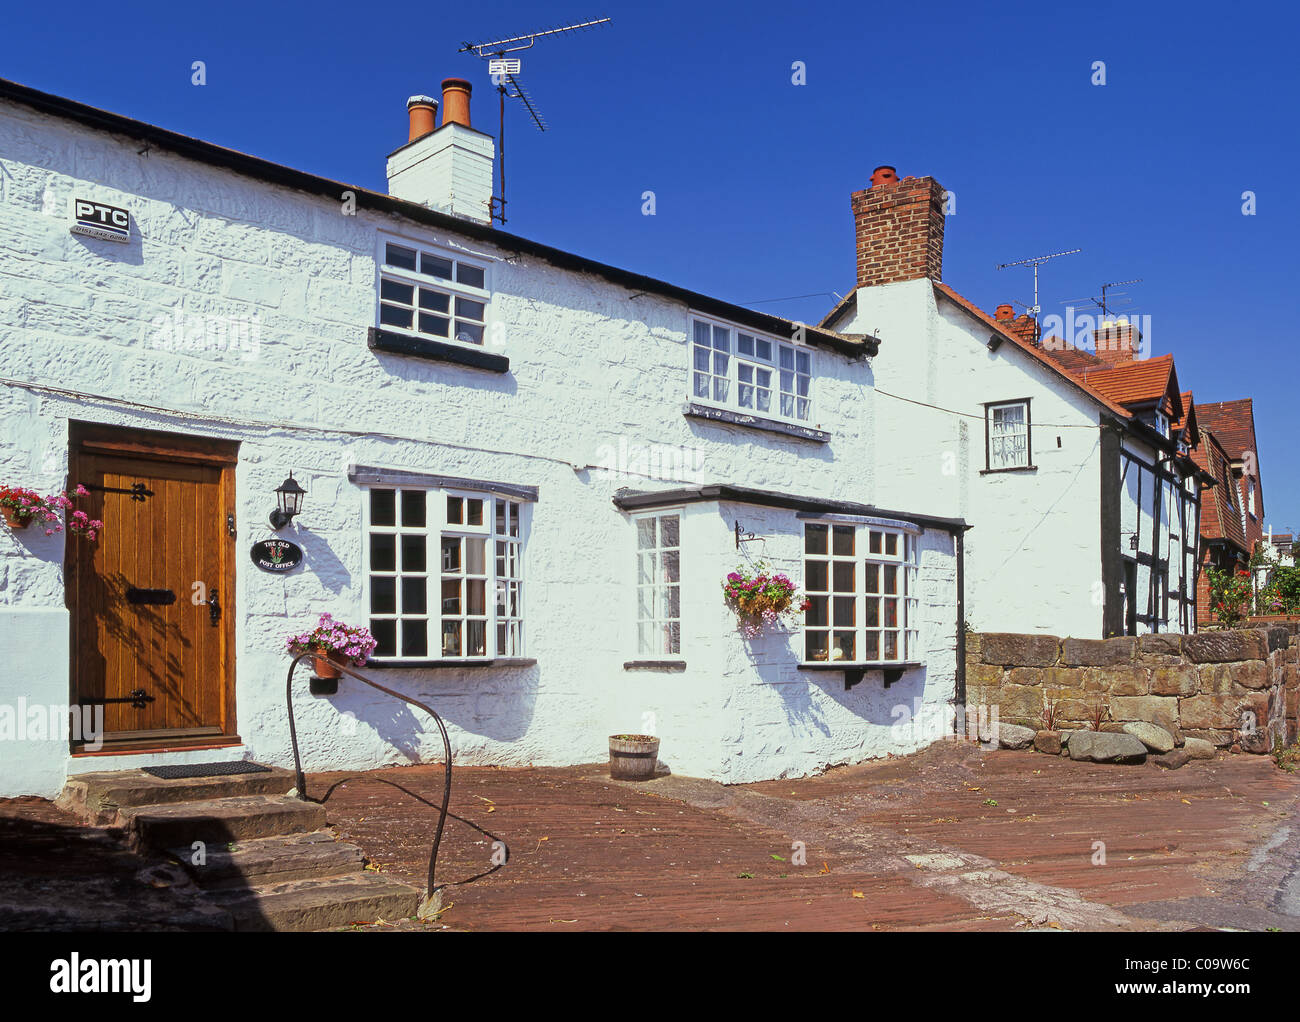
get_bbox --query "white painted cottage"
[823,167,1211,640]
[0,79,967,797]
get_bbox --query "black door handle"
[208,587,221,625]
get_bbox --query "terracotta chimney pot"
[407,95,439,142]
[995,304,1015,321]
[870,165,900,188]
[441,78,473,128]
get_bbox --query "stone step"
[168,830,365,889]
[208,873,424,932]
[122,795,327,851]
[58,766,296,825]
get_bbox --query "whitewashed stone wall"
[0,97,959,795]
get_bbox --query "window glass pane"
[832,562,855,592]
[372,619,397,658]
[381,279,413,304]
[401,490,426,528]
[738,333,754,356]
[884,632,898,660]
[636,518,657,549]
[660,515,679,548]
[861,631,879,660]
[370,489,396,527]
[869,531,883,554]
[371,577,396,614]
[755,338,772,361]
[496,500,506,534]
[401,577,427,615]
[455,321,485,345]
[370,534,396,572]
[780,347,794,370]
[380,304,413,329]
[401,534,427,573]
[456,263,486,289]
[386,244,417,270]
[447,496,463,525]
[441,536,461,572]
[466,580,486,615]
[713,377,730,402]
[806,560,828,591]
[456,297,485,320]
[865,564,879,593]
[805,631,829,662]
[805,523,828,555]
[694,320,710,345]
[663,550,680,583]
[418,289,450,312]
[466,620,487,656]
[884,565,898,594]
[421,253,452,279]
[833,526,854,556]
[467,499,484,526]
[833,596,855,626]
[419,313,449,336]
[402,620,428,657]
[833,632,856,661]
[806,596,828,627]
[865,598,880,627]
[796,351,810,373]
[441,578,461,614]
[465,538,486,574]
[712,327,731,351]
[637,552,655,585]
[441,620,461,656]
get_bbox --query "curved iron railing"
[284,652,452,899]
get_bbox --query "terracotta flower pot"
[1,506,31,530]
[312,654,343,679]
[609,734,660,781]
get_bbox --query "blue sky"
[3,0,1297,528]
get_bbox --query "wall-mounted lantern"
[269,472,306,530]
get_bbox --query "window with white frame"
[366,487,523,661]
[378,238,490,346]
[802,521,920,664]
[691,317,813,423]
[1247,478,1256,517]
[635,512,681,657]
[985,400,1031,470]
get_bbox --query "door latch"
[208,587,221,625]
[227,513,237,538]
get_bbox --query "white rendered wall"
[0,98,959,795]
[839,279,1107,638]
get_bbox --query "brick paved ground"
[309,741,1300,931]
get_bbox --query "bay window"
[802,520,920,665]
[635,511,681,657]
[366,487,523,661]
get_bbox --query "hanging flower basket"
[0,484,101,540]
[723,562,809,638]
[286,613,378,690]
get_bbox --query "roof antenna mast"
[995,248,1081,317]
[459,17,613,224]
[1061,278,1144,321]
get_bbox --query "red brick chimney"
[995,304,1015,322]
[1092,319,1142,366]
[1008,314,1040,346]
[851,167,946,288]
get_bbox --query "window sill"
[682,402,830,443]
[623,660,687,672]
[798,660,922,691]
[366,658,536,669]
[979,464,1037,475]
[367,327,509,373]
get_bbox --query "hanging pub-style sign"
[249,538,303,573]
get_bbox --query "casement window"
[635,512,681,657]
[803,521,920,665]
[378,238,490,347]
[1247,479,1256,517]
[1154,411,1170,438]
[366,487,523,661]
[985,400,1032,470]
[691,317,812,423]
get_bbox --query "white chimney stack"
[387,79,495,225]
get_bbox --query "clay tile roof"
[1192,427,1248,552]
[1071,354,1181,416]
[932,283,1132,420]
[1195,399,1256,461]
[1040,342,1106,375]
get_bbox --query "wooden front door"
[67,424,239,751]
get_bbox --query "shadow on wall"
[752,654,934,737]
[292,525,351,595]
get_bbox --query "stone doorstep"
[57,767,297,825]
[121,795,328,851]
[207,874,424,932]
[167,830,366,890]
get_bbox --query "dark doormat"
[142,761,272,780]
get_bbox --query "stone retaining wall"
[966,625,1300,753]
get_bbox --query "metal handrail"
[284,652,452,900]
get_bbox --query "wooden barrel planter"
[609,734,660,781]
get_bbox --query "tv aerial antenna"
[459,16,612,224]
[1060,278,1143,320]
[995,248,1081,316]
